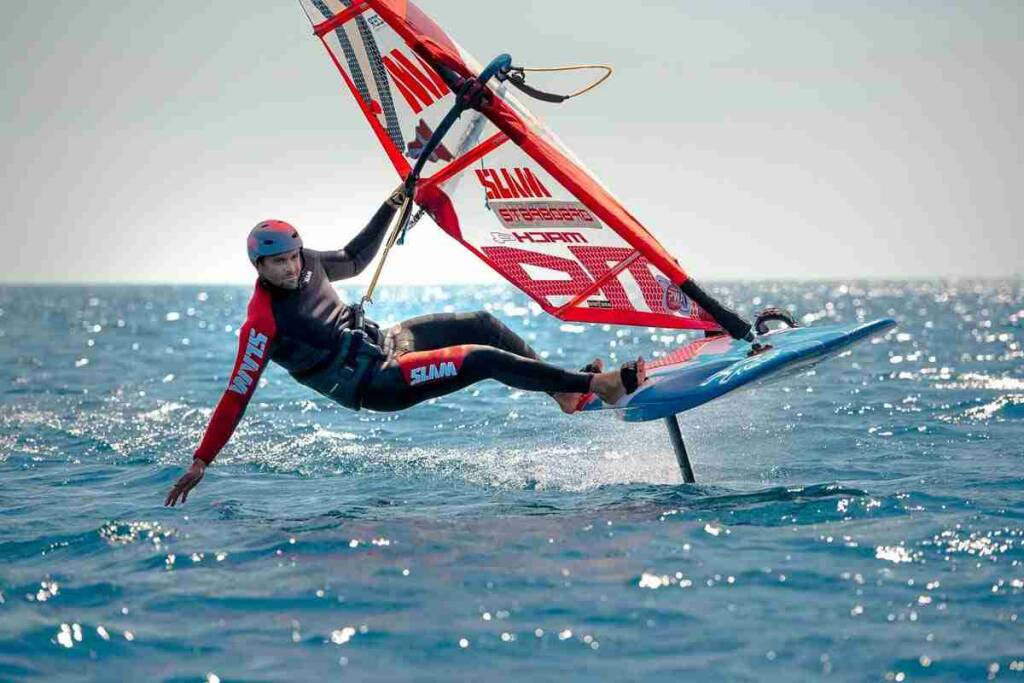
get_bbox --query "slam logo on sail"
[381,49,448,114]
[475,168,552,201]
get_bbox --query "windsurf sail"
[299,0,753,338]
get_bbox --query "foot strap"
[754,307,800,335]
[620,360,641,394]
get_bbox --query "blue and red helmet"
[247,220,303,265]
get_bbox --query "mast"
[679,279,755,341]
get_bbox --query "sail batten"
[420,132,510,192]
[312,0,369,37]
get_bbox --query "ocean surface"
[1,281,1022,682]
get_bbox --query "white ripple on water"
[28,580,59,603]
[0,434,14,462]
[874,545,922,564]
[226,404,692,488]
[923,527,1021,560]
[249,425,364,474]
[924,372,1024,423]
[98,520,176,548]
[137,401,190,423]
[467,413,687,489]
[936,373,1024,392]
[957,395,1024,422]
[334,441,683,491]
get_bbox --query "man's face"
[256,249,302,289]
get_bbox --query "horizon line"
[1,275,1022,287]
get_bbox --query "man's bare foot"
[552,358,604,414]
[591,357,647,405]
[553,392,581,413]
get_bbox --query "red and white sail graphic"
[299,0,720,331]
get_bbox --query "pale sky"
[2,0,1021,284]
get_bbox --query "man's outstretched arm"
[318,186,406,281]
[165,286,276,506]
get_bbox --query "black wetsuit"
[363,311,591,411]
[193,200,592,464]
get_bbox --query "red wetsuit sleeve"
[193,284,277,465]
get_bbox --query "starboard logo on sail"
[492,202,600,230]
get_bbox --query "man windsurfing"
[164,188,645,506]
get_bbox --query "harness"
[291,328,385,410]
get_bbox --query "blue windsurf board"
[582,318,896,422]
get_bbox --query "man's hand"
[164,458,206,507]
[386,184,407,209]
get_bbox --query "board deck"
[582,318,897,422]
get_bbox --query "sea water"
[0,281,1021,681]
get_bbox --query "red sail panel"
[300,0,720,331]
